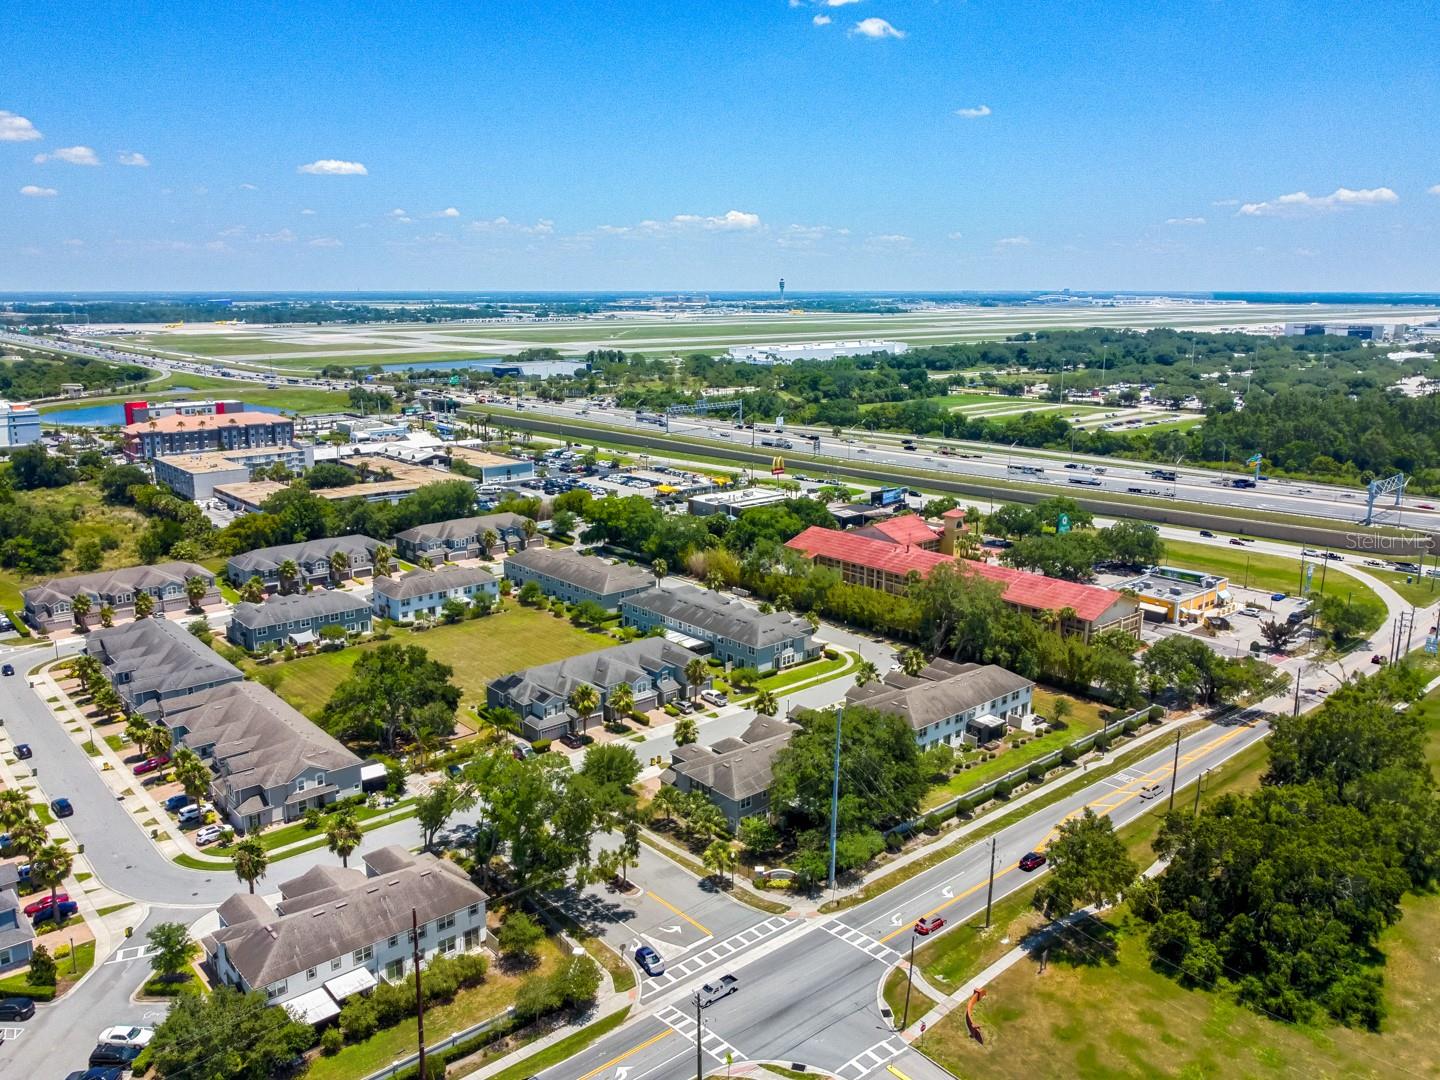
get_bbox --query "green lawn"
[304,936,571,1080]
[267,602,613,717]
[921,688,1106,811]
[1162,538,1387,629]
[1354,564,1440,607]
[883,965,937,1027]
[479,1006,632,1080]
[212,799,417,854]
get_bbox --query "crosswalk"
[835,1036,906,1079]
[0,1026,23,1042]
[639,915,793,996]
[655,1003,746,1062]
[821,920,902,965]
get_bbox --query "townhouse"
[226,535,380,593]
[502,548,653,612]
[226,590,374,651]
[87,618,245,711]
[22,561,220,634]
[371,566,498,624]
[392,512,537,564]
[619,585,818,672]
[846,658,1035,750]
[662,715,797,828]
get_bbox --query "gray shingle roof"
[230,590,373,631]
[23,561,214,608]
[668,715,796,801]
[210,850,486,988]
[504,548,652,597]
[489,637,701,711]
[846,659,1033,731]
[227,535,379,577]
[88,618,243,702]
[622,585,812,649]
[392,513,530,546]
[161,681,362,798]
[372,566,496,601]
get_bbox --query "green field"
[265,601,613,717]
[1161,538,1387,626]
[38,368,355,418]
[1355,564,1440,607]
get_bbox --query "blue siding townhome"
[371,566,498,623]
[620,585,818,672]
[87,618,244,711]
[392,513,537,563]
[846,658,1034,751]
[227,591,374,651]
[503,548,653,611]
[0,863,36,974]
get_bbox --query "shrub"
[320,1027,344,1055]
[1148,705,1165,723]
[451,951,488,988]
[1060,744,1081,765]
[954,795,975,817]
[630,711,650,726]
[339,995,378,1041]
[922,813,942,833]
[1028,762,1049,782]
[302,807,324,830]
[26,944,56,986]
[992,779,1014,800]
[530,739,552,754]
[1094,734,1112,752]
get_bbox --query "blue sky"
[3,0,1438,292]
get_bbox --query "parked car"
[634,945,665,976]
[14,743,31,759]
[700,689,727,707]
[0,996,35,1020]
[194,824,225,846]
[133,755,170,775]
[511,743,534,762]
[66,1068,125,1080]
[163,793,193,812]
[914,916,946,936]
[32,900,79,926]
[51,797,74,818]
[98,1025,155,1048]
[176,804,202,824]
[1139,783,1164,800]
[23,891,69,916]
[1018,851,1047,872]
[1270,592,1287,601]
[698,974,739,1006]
[1372,654,1388,665]
[88,1043,143,1070]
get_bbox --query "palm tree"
[652,558,667,584]
[98,604,115,628]
[607,682,635,723]
[30,842,73,922]
[418,555,435,571]
[91,683,123,721]
[674,715,699,747]
[278,559,299,594]
[8,816,47,860]
[853,660,879,688]
[373,544,394,577]
[522,518,538,543]
[568,684,600,735]
[704,571,725,592]
[184,576,209,611]
[72,654,102,695]
[133,590,155,619]
[900,648,928,677]
[329,550,350,586]
[684,658,709,701]
[652,784,683,825]
[71,592,91,628]
[753,689,780,717]
[703,838,735,887]
[481,529,500,556]
[240,576,266,604]
[0,789,30,831]
[172,748,211,807]
[232,836,268,895]
[137,724,173,760]
[326,811,363,868]
[125,715,152,748]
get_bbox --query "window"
[438,936,457,955]
[306,967,317,981]
[353,945,372,964]
[467,904,480,917]
[463,928,481,950]
[385,959,406,982]
[388,935,399,948]
[267,980,288,999]
[315,772,325,786]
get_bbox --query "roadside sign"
[1057,512,1071,535]
[772,456,785,476]
[1246,452,1263,466]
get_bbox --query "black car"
[89,1043,143,1069]
[0,995,35,1020]
[1,663,12,676]
[65,1070,123,1080]
[14,743,31,759]
[51,797,74,818]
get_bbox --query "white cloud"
[995,235,1031,248]
[826,0,864,5]
[217,225,246,237]
[19,185,57,197]
[852,17,904,38]
[297,159,368,175]
[470,216,555,235]
[1210,198,1240,207]
[1428,184,1440,197]
[255,228,297,243]
[1237,186,1398,217]
[438,207,461,217]
[868,233,912,245]
[1164,216,1206,226]
[117,151,149,167]
[309,237,343,248]
[0,110,42,141]
[62,238,84,247]
[777,223,850,247]
[954,105,991,119]
[670,209,762,230]
[239,182,259,191]
[33,145,99,166]
[300,208,316,215]
[813,14,831,25]
[389,208,413,224]
[946,231,964,240]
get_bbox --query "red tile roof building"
[854,515,942,550]
[785,526,1141,641]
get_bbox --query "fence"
[360,1007,515,1080]
[890,703,1160,835]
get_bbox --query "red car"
[1018,851,1047,872]
[1417,503,1435,510]
[23,892,69,917]
[914,916,946,936]
[133,755,170,775]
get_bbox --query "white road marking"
[639,916,793,997]
[0,1026,23,1041]
[104,944,158,965]
[836,1036,906,1079]
[655,1004,745,1061]
[820,921,902,965]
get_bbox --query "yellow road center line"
[576,1029,672,1080]
[647,890,713,937]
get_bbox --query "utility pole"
[693,991,704,1080]
[901,932,916,1030]
[1193,769,1207,815]
[1166,730,1182,812]
[827,707,843,892]
[412,909,426,1080]
[983,836,997,928]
